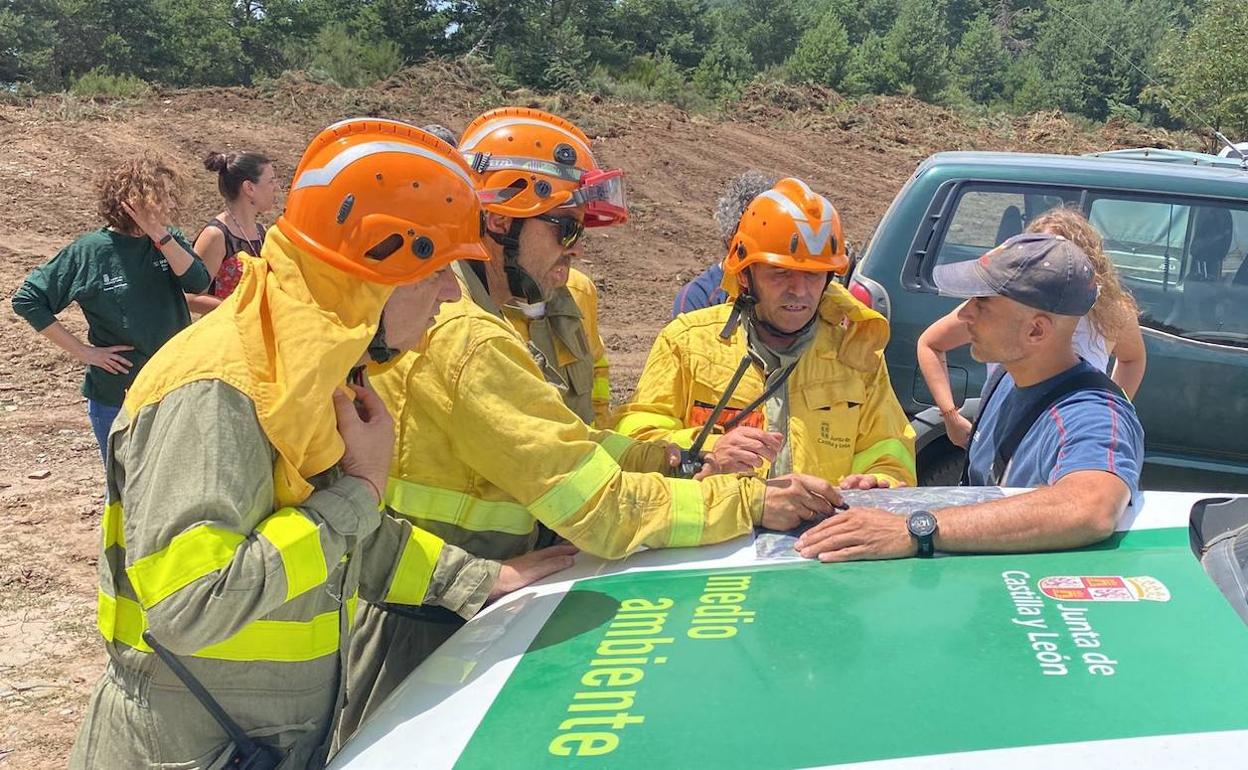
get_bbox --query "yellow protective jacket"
[564,267,611,423]
[370,292,767,564]
[72,230,480,769]
[338,271,744,744]
[614,283,917,487]
[457,263,611,427]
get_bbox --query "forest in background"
[2,0,1246,139]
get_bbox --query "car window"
[1088,198,1187,286]
[932,186,1076,267]
[1087,193,1248,345]
[923,183,1248,347]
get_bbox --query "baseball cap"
[933,232,1098,316]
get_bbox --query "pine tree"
[887,0,951,100]
[842,31,904,96]
[1147,0,1248,137]
[785,11,851,89]
[953,13,1008,103]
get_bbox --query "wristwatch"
[155,231,174,246]
[906,510,938,558]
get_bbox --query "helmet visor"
[567,169,627,227]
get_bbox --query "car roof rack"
[1086,147,1248,172]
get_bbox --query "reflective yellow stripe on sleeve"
[102,500,124,550]
[592,376,610,402]
[97,590,152,652]
[126,525,245,608]
[386,477,535,535]
[850,437,917,478]
[614,411,683,438]
[592,356,610,402]
[529,444,619,526]
[255,508,329,602]
[98,590,360,662]
[666,478,705,548]
[383,526,445,605]
[597,432,634,461]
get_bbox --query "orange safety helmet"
[721,177,848,296]
[459,107,628,228]
[277,118,487,285]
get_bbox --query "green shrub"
[308,23,404,88]
[69,67,151,99]
[612,80,656,103]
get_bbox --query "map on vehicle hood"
[755,486,1006,560]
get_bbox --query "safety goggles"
[533,214,585,248]
[470,153,628,227]
[563,168,628,227]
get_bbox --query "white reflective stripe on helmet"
[756,189,835,255]
[293,141,474,191]
[460,117,594,164]
[788,177,818,199]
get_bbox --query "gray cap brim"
[933,260,1001,299]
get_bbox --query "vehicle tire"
[917,439,966,487]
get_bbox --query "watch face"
[908,511,937,538]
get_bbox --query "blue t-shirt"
[672,262,728,317]
[967,360,1144,501]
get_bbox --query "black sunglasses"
[533,214,585,248]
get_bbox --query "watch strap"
[916,531,934,558]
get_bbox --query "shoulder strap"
[990,369,1124,485]
[203,218,230,238]
[960,366,1009,486]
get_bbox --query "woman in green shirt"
[11,158,211,461]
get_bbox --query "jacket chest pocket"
[563,356,593,397]
[561,357,597,424]
[687,364,766,432]
[791,377,866,481]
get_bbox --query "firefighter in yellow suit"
[449,108,616,427]
[338,111,841,741]
[68,120,547,769]
[614,177,917,489]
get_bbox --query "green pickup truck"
[846,149,1248,492]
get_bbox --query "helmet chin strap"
[367,316,399,364]
[487,218,546,305]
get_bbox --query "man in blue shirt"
[794,232,1144,562]
[671,170,775,316]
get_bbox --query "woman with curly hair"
[12,157,211,461]
[186,150,278,313]
[917,205,1148,448]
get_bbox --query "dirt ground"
[0,63,1197,768]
